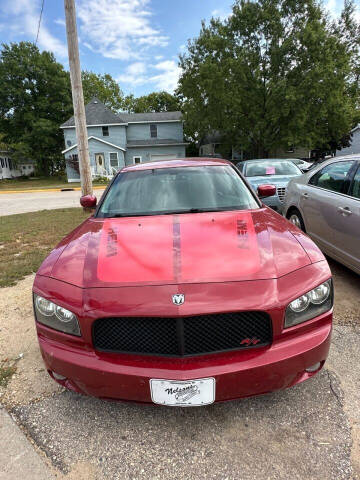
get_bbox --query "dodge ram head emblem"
[172,294,185,305]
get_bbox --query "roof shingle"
[61,98,183,127]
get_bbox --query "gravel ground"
[0,258,359,479]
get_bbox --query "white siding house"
[0,153,35,179]
[61,98,188,182]
[337,124,360,156]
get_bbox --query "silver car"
[284,155,360,274]
[291,158,313,172]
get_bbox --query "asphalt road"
[0,258,359,479]
[0,189,105,216]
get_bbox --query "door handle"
[337,207,352,216]
[302,193,309,199]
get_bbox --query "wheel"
[287,209,306,232]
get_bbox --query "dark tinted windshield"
[98,166,259,217]
[245,160,301,177]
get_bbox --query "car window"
[309,161,354,193]
[245,160,301,177]
[98,166,259,217]
[350,165,360,199]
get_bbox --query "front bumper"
[38,312,331,404]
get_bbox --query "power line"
[35,0,45,45]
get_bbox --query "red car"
[33,158,333,406]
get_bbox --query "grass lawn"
[0,177,108,191]
[0,208,90,287]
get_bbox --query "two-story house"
[61,98,188,182]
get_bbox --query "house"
[337,124,360,156]
[199,132,311,161]
[0,152,35,180]
[199,132,242,161]
[61,98,188,182]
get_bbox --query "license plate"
[150,378,215,406]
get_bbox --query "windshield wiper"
[105,207,242,218]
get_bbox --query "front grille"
[93,312,272,357]
[277,187,286,202]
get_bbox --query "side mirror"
[257,185,276,198]
[80,195,97,208]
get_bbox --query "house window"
[110,152,119,168]
[150,124,157,138]
[133,156,142,164]
[8,159,12,170]
[102,126,109,137]
[0,158,3,168]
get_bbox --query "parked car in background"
[284,155,360,274]
[291,158,313,172]
[33,158,332,406]
[237,159,303,212]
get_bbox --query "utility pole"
[64,0,92,199]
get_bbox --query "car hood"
[246,175,300,189]
[38,208,324,288]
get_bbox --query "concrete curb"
[0,185,106,194]
[0,407,55,480]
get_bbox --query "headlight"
[285,279,333,328]
[33,295,81,336]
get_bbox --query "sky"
[0,0,359,97]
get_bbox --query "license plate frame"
[150,378,215,407]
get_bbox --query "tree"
[124,91,180,113]
[178,0,357,158]
[334,0,360,128]
[81,71,125,111]
[0,42,72,175]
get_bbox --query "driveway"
[0,259,359,479]
[0,189,105,216]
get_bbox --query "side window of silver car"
[350,165,360,199]
[309,161,355,194]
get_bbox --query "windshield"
[245,160,301,177]
[97,166,259,218]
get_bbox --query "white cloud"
[77,0,168,60]
[0,0,67,58]
[117,59,180,92]
[149,60,180,92]
[325,0,340,17]
[54,18,66,27]
[211,8,232,21]
[117,62,149,86]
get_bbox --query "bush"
[93,176,109,184]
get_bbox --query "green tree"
[124,91,180,113]
[0,42,72,175]
[81,71,125,111]
[334,0,360,127]
[178,0,357,158]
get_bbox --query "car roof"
[332,153,360,161]
[121,157,231,172]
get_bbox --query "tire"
[287,208,306,232]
